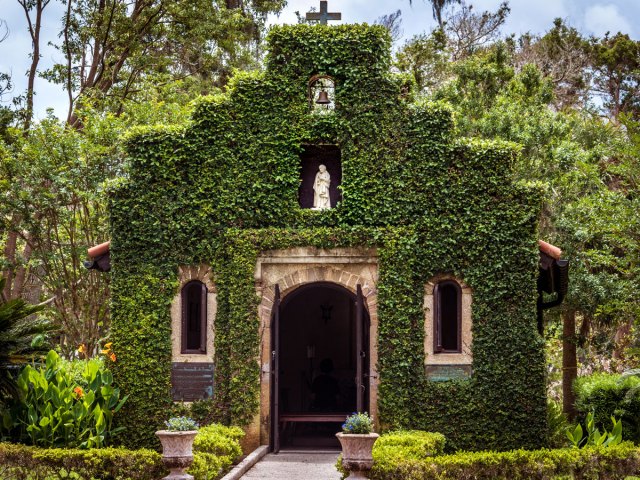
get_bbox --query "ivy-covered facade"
[109,24,547,451]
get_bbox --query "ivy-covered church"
[96,23,560,452]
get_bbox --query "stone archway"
[248,248,379,449]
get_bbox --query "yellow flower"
[100,349,110,354]
[77,344,86,354]
[104,342,113,349]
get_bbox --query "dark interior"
[440,283,459,351]
[277,282,363,449]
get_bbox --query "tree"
[0,19,14,143]
[516,19,592,111]
[40,0,285,127]
[590,33,640,122]
[15,0,51,132]
[409,0,461,29]
[376,10,403,43]
[395,29,449,92]
[444,1,510,61]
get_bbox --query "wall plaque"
[425,364,472,382]
[171,362,214,401]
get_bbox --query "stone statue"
[313,164,331,210]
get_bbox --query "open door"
[355,284,369,412]
[271,284,281,453]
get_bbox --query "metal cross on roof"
[306,1,341,25]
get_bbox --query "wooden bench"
[279,413,347,423]
[278,413,348,446]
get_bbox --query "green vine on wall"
[109,24,546,451]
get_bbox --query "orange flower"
[74,386,84,398]
[109,352,117,362]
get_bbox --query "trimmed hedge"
[575,373,640,444]
[338,431,640,479]
[0,443,164,480]
[374,430,446,459]
[368,443,640,480]
[0,423,244,480]
[337,430,446,479]
[189,424,244,479]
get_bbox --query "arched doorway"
[271,282,370,451]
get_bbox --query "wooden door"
[271,284,281,453]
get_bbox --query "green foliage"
[342,412,374,434]
[337,430,446,479]
[574,373,640,444]
[374,430,446,458]
[0,277,48,399]
[0,424,244,480]
[164,416,199,431]
[0,442,164,480]
[1,350,127,448]
[566,411,622,448]
[365,442,640,480]
[547,399,570,448]
[188,424,244,480]
[110,24,546,451]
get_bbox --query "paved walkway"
[240,451,341,479]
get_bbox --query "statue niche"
[299,145,342,209]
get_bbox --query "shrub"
[0,423,245,480]
[165,416,199,431]
[337,430,446,479]
[574,373,640,444]
[367,442,640,479]
[547,399,570,448]
[1,350,127,448]
[188,424,244,479]
[0,442,164,480]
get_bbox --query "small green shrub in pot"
[165,416,199,431]
[342,412,374,434]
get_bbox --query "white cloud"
[583,3,632,36]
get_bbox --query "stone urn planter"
[336,432,380,479]
[156,430,198,480]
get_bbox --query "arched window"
[434,280,462,353]
[181,281,207,354]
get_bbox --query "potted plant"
[336,412,379,479]
[156,416,199,480]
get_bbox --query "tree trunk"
[562,309,577,420]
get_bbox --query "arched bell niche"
[298,144,342,209]
[309,75,335,113]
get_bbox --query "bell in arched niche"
[309,75,335,114]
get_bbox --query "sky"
[1,0,639,120]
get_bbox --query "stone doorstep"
[221,445,269,480]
